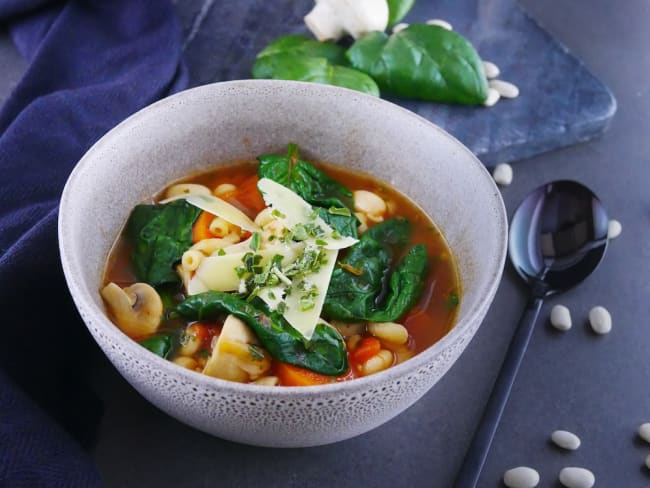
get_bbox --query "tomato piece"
[351,337,381,364]
[187,322,209,343]
[192,211,214,243]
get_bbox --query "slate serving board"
[172,0,616,166]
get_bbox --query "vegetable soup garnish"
[101,144,461,386]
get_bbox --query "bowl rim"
[59,79,508,395]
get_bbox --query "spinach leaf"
[387,0,415,25]
[258,144,359,238]
[254,34,347,66]
[174,292,349,376]
[323,218,429,321]
[253,52,380,97]
[127,200,202,287]
[140,333,174,358]
[346,25,488,105]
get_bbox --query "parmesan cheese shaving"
[160,193,260,233]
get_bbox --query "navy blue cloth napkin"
[0,1,188,485]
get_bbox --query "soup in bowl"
[59,80,507,447]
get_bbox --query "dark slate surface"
[172,0,616,165]
[3,1,650,487]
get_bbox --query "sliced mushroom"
[100,282,163,337]
[203,315,271,382]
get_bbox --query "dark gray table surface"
[2,1,649,486]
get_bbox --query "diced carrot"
[276,363,337,387]
[351,337,381,364]
[227,175,266,216]
[192,211,214,243]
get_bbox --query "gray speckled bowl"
[59,80,507,447]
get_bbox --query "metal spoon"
[454,180,609,488]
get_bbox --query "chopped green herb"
[217,248,226,256]
[267,291,277,300]
[298,282,319,311]
[249,344,266,361]
[329,206,351,216]
[272,208,286,219]
[276,301,287,314]
[447,292,460,309]
[315,239,328,247]
[250,232,261,251]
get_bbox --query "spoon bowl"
[455,180,609,487]
[509,180,609,296]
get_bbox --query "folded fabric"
[0,0,188,485]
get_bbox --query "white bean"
[492,163,513,186]
[331,320,366,337]
[361,350,393,376]
[638,422,650,443]
[482,60,500,79]
[589,306,612,334]
[354,190,386,223]
[558,467,595,488]
[607,219,622,239]
[253,376,279,386]
[551,430,581,450]
[173,356,198,370]
[483,87,500,107]
[392,22,409,34]
[489,79,520,98]
[550,305,572,331]
[213,183,236,197]
[355,212,369,234]
[503,466,540,488]
[368,322,409,345]
[165,183,211,199]
[426,19,453,30]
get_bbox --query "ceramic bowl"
[59,80,507,447]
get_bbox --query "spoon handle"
[454,296,543,488]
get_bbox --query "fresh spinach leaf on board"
[253,53,380,97]
[127,200,202,287]
[174,292,349,375]
[254,34,347,66]
[140,333,174,358]
[252,35,379,97]
[258,144,359,238]
[323,217,429,321]
[387,0,415,25]
[346,24,488,105]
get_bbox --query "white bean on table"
[558,467,595,488]
[503,466,540,488]
[489,79,520,99]
[551,430,581,450]
[482,60,500,79]
[589,305,612,334]
[550,304,572,331]
[638,423,650,443]
[492,163,513,186]
[484,87,501,107]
